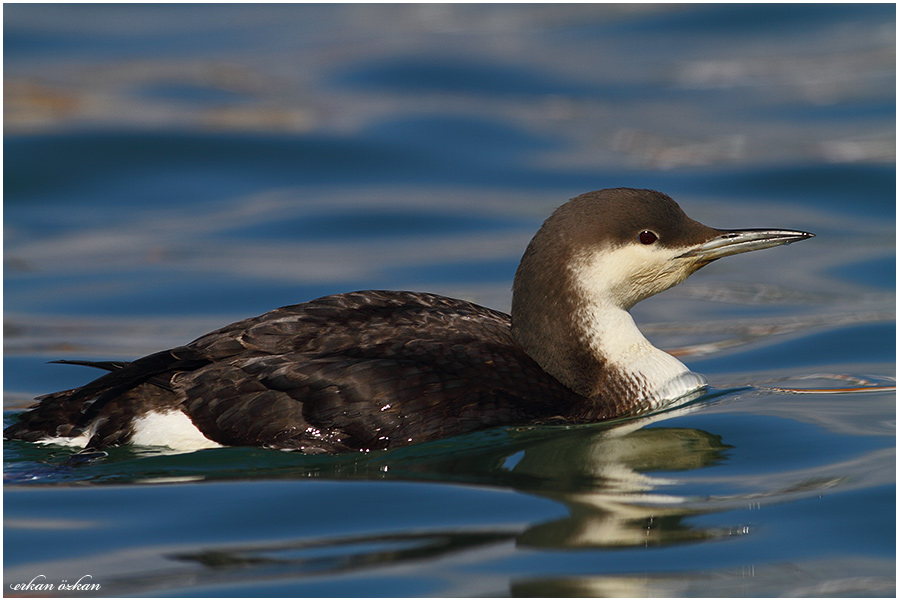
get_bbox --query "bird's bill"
[679,229,815,262]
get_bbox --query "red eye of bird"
[639,230,657,245]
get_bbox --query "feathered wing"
[180,291,584,451]
[5,291,583,451]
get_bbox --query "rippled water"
[4,4,895,597]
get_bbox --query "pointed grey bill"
[679,229,815,262]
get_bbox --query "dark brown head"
[510,188,813,396]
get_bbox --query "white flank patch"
[130,410,223,450]
[40,410,222,451]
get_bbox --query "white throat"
[582,304,706,407]
[571,245,708,409]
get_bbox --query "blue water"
[4,4,895,597]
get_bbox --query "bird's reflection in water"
[511,423,734,550]
[122,404,744,596]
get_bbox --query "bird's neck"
[573,300,707,409]
[511,260,705,412]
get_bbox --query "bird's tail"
[5,349,207,446]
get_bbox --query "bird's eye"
[639,230,658,245]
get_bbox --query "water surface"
[4,4,895,597]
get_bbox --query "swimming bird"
[4,189,813,453]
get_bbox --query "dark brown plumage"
[6,291,614,452]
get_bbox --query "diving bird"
[4,189,813,453]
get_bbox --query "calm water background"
[3,4,895,597]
